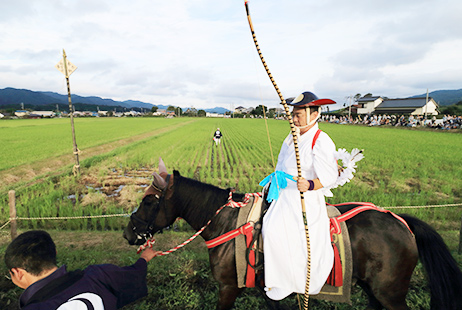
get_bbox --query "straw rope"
[0,220,11,230]
[1,203,460,231]
[385,203,462,209]
[12,214,129,220]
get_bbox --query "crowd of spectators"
[321,114,462,130]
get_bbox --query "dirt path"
[0,120,195,193]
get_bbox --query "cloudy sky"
[1,0,461,111]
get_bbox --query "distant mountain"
[121,100,155,109]
[0,87,232,113]
[0,88,57,106]
[409,89,462,106]
[204,107,230,114]
[0,87,154,109]
[7,86,460,112]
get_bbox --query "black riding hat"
[287,91,335,107]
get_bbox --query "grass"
[0,117,461,309]
[2,118,461,231]
[0,117,188,171]
[0,229,459,309]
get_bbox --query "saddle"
[207,194,397,305]
[234,199,353,305]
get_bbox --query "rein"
[136,192,262,255]
[130,175,171,244]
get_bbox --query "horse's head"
[123,158,179,245]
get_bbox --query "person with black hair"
[4,230,161,309]
[212,128,222,146]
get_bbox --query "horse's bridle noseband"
[129,174,171,241]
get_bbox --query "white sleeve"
[275,134,291,171]
[312,132,338,189]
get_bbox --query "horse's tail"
[399,214,462,310]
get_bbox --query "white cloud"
[0,0,461,111]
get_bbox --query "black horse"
[123,169,462,310]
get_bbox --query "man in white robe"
[262,91,338,300]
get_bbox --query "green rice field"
[0,117,461,309]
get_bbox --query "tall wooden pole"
[61,49,80,175]
[244,2,311,308]
[9,190,17,240]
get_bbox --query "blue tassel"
[259,171,295,203]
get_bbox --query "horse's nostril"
[123,229,135,245]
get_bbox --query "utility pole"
[55,49,80,175]
[425,88,429,122]
[349,95,352,121]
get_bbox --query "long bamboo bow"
[244,1,312,308]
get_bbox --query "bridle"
[129,174,171,242]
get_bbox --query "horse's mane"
[172,170,242,228]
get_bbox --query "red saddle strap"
[328,202,413,235]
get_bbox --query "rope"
[72,164,80,176]
[261,105,276,170]
[385,203,462,209]
[6,213,130,222]
[252,50,276,170]
[0,220,11,230]
[1,203,458,229]
[0,214,130,232]
[136,192,262,255]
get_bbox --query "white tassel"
[327,148,364,190]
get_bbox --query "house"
[153,109,175,116]
[234,106,253,114]
[14,110,29,118]
[206,112,224,118]
[73,111,85,117]
[30,111,55,118]
[124,110,141,117]
[356,96,384,114]
[374,97,439,115]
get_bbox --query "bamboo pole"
[244,2,311,308]
[62,49,80,175]
[9,190,17,240]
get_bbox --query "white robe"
[262,123,338,300]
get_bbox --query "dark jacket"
[20,259,148,310]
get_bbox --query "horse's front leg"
[217,284,244,310]
[209,240,243,309]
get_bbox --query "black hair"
[309,106,320,114]
[4,230,57,276]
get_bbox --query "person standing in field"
[4,230,162,310]
[213,128,222,146]
[260,91,338,300]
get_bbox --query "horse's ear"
[159,157,167,175]
[152,172,167,189]
[173,170,181,177]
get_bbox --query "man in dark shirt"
[4,230,161,309]
[213,128,222,146]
